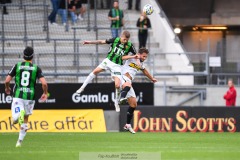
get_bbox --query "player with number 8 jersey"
[4,46,48,147]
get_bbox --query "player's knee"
[125,81,132,86]
[130,102,137,108]
[115,83,120,89]
[132,103,137,108]
[92,68,102,74]
[115,81,120,88]
[91,71,98,75]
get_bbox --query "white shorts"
[120,75,136,98]
[98,58,122,80]
[11,98,35,118]
[126,87,136,98]
[121,75,132,84]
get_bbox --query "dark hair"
[122,30,130,39]
[138,47,149,54]
[23,46,34,60]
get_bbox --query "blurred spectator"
[108,1,124,38]
[48,0,60,25]
[136,12,151,49]
[90,0,112,9]
[74,0,86,21]
[0,0,12,15]
[58,0,77,25]
[223,79,237,107]
[128,0,140,11]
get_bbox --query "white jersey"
[121,58,145,80]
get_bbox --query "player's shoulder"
[16,61,23,65]
[129,41,136,48]
[14,61,23,68]
[31,63,41,70]
[106,37,118,44]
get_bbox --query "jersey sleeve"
[37,66,44,79]
[105,37,115,44]
[8,64,17,77]
[129,44,137,55]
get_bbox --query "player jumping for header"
[76,30,137,112]
[119,48,157,133]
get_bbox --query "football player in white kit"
[119,48,157,133]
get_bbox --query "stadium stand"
[0,0,183,85]
[2,0,239,86]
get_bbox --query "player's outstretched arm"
[142,69,157,83]
[82,40,106,45]
[4,75,12,94]
[39,77,48,102]
[122,55,140,60]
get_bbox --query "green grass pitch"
[0,132,240,160]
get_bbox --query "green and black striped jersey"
[108,8,124,28]
[106,37,136,65]
[8,61,44,100]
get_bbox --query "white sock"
[126,124,131,127]
[81,72,96,90]
[18,123,28,141]
[115,88,120,101]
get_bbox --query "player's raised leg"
[16,116,28,147]
[123,97,137,134]
[16,99,35,147]
[76,67,103,94]
[119,81,132,104]
[113,76,121,112]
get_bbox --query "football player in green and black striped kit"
[76,30,138,112]
[4,46,48,147]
